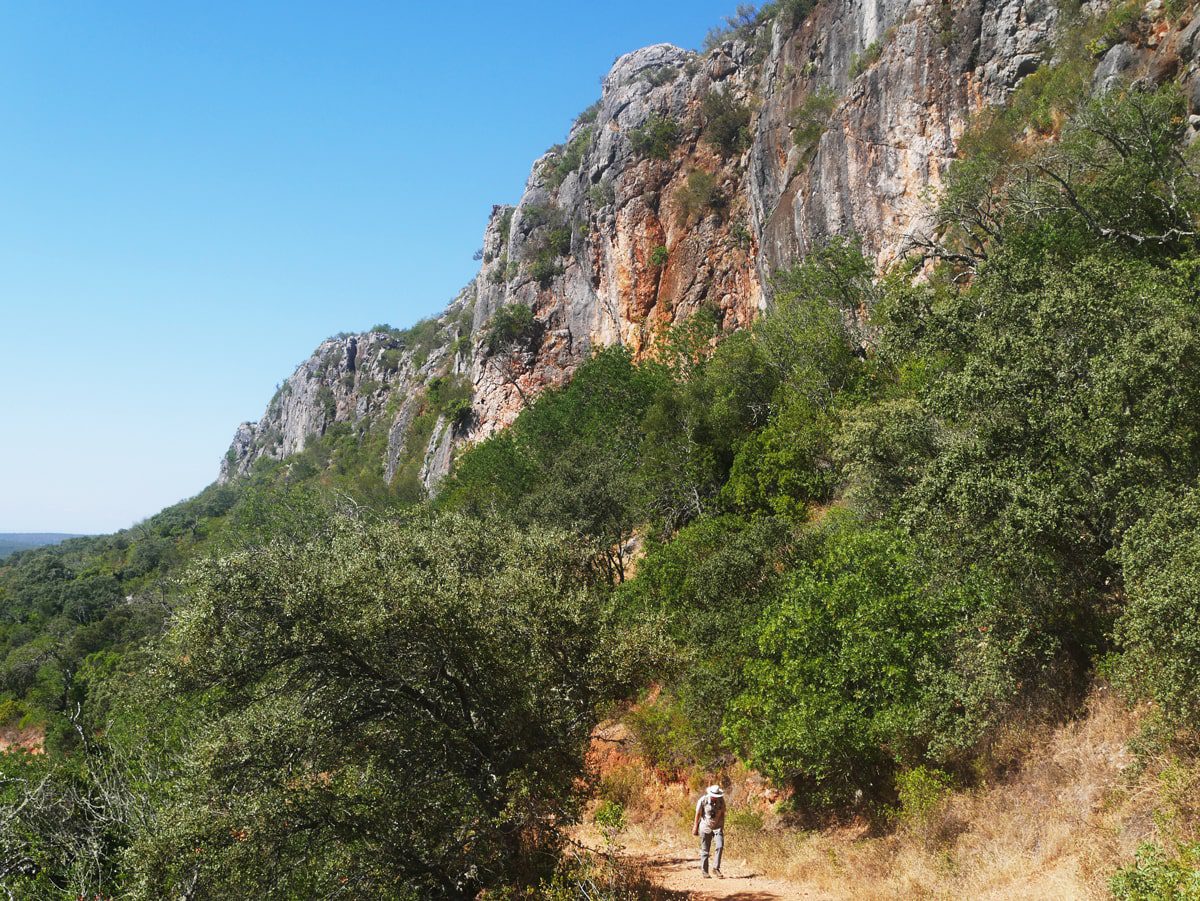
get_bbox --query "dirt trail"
[581,825,832,901]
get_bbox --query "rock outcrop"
[220,0,1200,490]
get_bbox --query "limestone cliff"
[220,0,1200,491]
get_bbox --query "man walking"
[692,784,726,878]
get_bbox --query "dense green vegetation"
[6,9,1200,892]
[448,77,1200,825]
[701,90,752,157]
[628,113,680,161]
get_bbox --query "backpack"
[703,795,724,822]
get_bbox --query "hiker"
[692,783,726,878]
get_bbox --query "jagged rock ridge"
[220,0,1200,490]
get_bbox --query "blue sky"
[0,0,736,534]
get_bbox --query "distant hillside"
[0,533,82,560]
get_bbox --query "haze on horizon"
[0,0,736,536]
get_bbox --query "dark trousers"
[699,828,723,873]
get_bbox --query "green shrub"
[545,225,572,256]
[791,88,837,154]
[849,40,881,78]
[484,304,539,355]
[379,348,403,372]
[777,0,815,31]
[589,180,615,207]
[675,170,723,223]
[1110,842,1200,900]
[1087,0,1143,56]
[520,205,573,286]
[488,251,510,284]
[625,691,727,776]
[725,808,764,833]
[574,99,601,128]
[593,800,626,833]
[132,511,637,898]
[702,3,766,52]
[629,113,680,160]
[894,766,953,828]
[701,90,752,156]
[0,696,25,727]
[1116,486,1200,727]
[497,207,514,245]
[426,374,472,414]
[444,397,473,429]
[726,517,1038,807]
[529,252,563,287]
[644,65,680,87]
[543,127,593,189]
[315,386,336,421]
[649,245,669,268]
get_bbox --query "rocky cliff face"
[750,0,1058,272]
[220,0,1200,491]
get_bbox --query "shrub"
[675,170,723,223]
[589,180,615,207]
[574,99,601,128]
[543,127,593,189]
[445,397,473,429]
[426,374,472,412]
[791,88,837,154]
[545,224,572,256]
[702,3,764,52]
[131,512,637,898]
[777,0,815,31]
[497,207,514,245]
[315,386,336,421]
[529,253,563,287]
[488,252,509,284]
[593,800,627,835]
[849,40,881,78]
[1116,486,1200,727]
[378,348,403,372]
[649,245,669,268]
[894,766,953,831]
[701,90,752,157]
[625,691,727,776]
[725,808,764,833]
[644,66,680,87]
[0,696,25,727]
[520,205,573,286]
[726,517,1040,807]
[629,113,680,160]
[598,765,644,809]
[484,304,539,355]
[1110,842,1200,900]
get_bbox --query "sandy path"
[579,825,832,901]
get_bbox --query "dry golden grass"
[587,685,1200,899]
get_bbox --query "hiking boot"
[701,871,711,879]
[714,869,724,878]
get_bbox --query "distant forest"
[0,534,80,561]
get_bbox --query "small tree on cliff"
[483,303,542,408]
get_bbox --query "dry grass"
[586,685,1200,899]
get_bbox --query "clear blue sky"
[0,0,735,535]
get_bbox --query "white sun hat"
[707,784,725,797]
